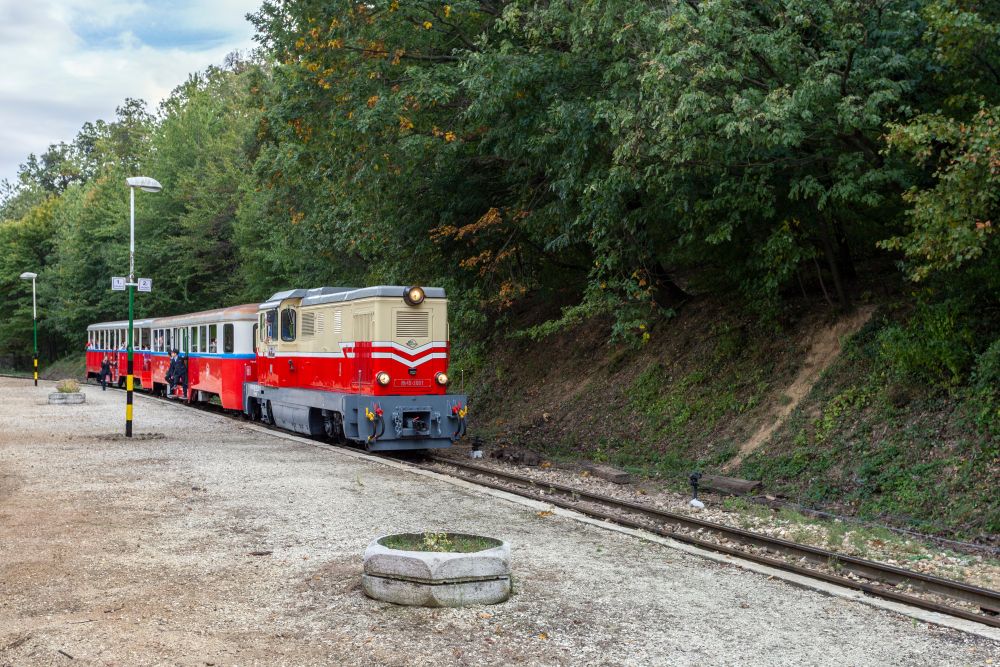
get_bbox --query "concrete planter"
[48,392,85,405]
[363,533,511,607]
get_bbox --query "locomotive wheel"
[323,412,344,442]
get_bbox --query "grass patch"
[41,354,86,381]
[379,532,500,553]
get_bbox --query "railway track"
[24,375,1000,630]
[423,456,1000,629]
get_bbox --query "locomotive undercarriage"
[243,382,466,451]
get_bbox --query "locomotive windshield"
[280,307,296,342]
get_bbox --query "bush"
[877,301,976,388]
[972,338,1000,436]
[972,338,1000,393]
[56,379,80,393]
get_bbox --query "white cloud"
[0,0,262,184]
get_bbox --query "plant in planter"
[56,379,80,393]
[49,378,85,404]
[363,531,511,607]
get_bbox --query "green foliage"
[0,0,997,409]
[877,300,977,388]
[971,338,1000,435]
[814,386,871,443]
[882,106,1000,281]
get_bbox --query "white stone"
[48,392,85,405]
[362,533,511,607]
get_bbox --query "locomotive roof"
[260,285,447,310]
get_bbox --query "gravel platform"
[0,378,996,666]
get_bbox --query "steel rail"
[429,457,1000,628]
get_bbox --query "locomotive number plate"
[394,379,430,388]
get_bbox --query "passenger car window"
[280,308,296,342]
[224,324,234,353]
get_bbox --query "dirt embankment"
[724,305,875,469]
[463,298,995,537]
[468,300,868,468]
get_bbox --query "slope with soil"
[461,299,998,540]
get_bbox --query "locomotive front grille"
[395,311,429,338]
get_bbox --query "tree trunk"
[833,219,857,281]
[820,227,851,311]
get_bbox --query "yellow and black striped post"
[126,281,134,437]
[33,356,38,386]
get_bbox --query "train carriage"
[86,319,153,387]
[146,305,258,409]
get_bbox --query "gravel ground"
[0,377,997,667]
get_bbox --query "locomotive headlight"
[376,371,391,386]
[435,372,449,386]
[404,285,425,306]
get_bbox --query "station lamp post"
[19,272,38,386]
[124,176,162,437]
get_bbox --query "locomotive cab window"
[264,310,276,340]
[280,307,296,342]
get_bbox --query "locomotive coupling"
[365,404,386,443]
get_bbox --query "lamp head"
[19,272,37,280]
[126,176,162,193]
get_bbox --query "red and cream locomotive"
[86,286,468,451]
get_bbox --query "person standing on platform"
[99,355,113,391]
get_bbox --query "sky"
[0,0,263,185]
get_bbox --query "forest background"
[1,0,997,534]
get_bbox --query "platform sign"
[111,276,126,291]
[138,278,152,293]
